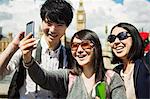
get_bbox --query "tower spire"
[79,0,84,10]
[76,0,86,31]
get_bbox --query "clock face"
[78,14,84,20]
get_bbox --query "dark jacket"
[114,52,150,99]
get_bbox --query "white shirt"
[1,35,68,99]
[121,65,136,99]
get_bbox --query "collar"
[40,35,62,54]
[40,35,49,53]
[120,64,134,80]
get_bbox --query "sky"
[0,0,150,45]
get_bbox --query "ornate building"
[37,25,43,39]
[102,26,114,69]
[0,30,13,53]
[76,0,86,31]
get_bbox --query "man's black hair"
[40,0,73,27]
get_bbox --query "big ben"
[76,0,86,31]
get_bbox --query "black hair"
[70,29,106,83]
[110,22,144,64]
[40,0,73,27]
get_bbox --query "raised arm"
[0,32,24,74]
[27,60,68,94]
[19,33,68,96]
[19,33,36,64]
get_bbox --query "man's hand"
[11,32,25,50]
[19,33,36,64]
[0,32,25,70]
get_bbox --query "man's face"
[41,18,67,43]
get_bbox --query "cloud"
[70,0,150,35]
[67,0,150,48]
[0,0,41,36]
[0,0,150,43]
[0,12,13,21]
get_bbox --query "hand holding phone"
[26,21,35,37]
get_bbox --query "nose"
[112,37,121,48]
[48,23,57,33]
[76,45,84,54]
[114,37,120,43]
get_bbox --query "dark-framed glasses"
[71,40,94,51]
[107,32,131,43]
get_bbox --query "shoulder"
[68,71,77,92]
[105,69,115,85]
[106,70,124,90]
[135,52,150,72]
[105,69,123,85]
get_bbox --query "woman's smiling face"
[109,27,133,60]
[71,37,94,67]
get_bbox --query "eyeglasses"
[107,32,131,43]
[71,40,94,51]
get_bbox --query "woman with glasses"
[20,29,126,99]
[107,22,150,99]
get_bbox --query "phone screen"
[26,21,35,36]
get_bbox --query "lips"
[78,54,86,58]
[76,54,87,61]
[114,46,124,53]
[116,46,124,50]
[48,32,58,38]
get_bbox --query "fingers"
[18,32,25,41]
[20,37,36,48]
[22,33,33,41]
[11,32,25,49]
[21,46,36,55]
[19,37,36,54]
[19,33,37,63]
[14,32,25,41]
[95,96,100,99]
[19,33,36,53]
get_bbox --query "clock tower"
[76,0,86,31]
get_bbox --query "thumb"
[17,32,25,41]
[12,32,25,46]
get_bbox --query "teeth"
[78,56,84,58]
[116,46,123,50]
[77,55,86,58]
[48,33,57,37]
[115,46,124,53]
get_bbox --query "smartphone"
[26,21,35,36]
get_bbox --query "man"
[0,0,73,98]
